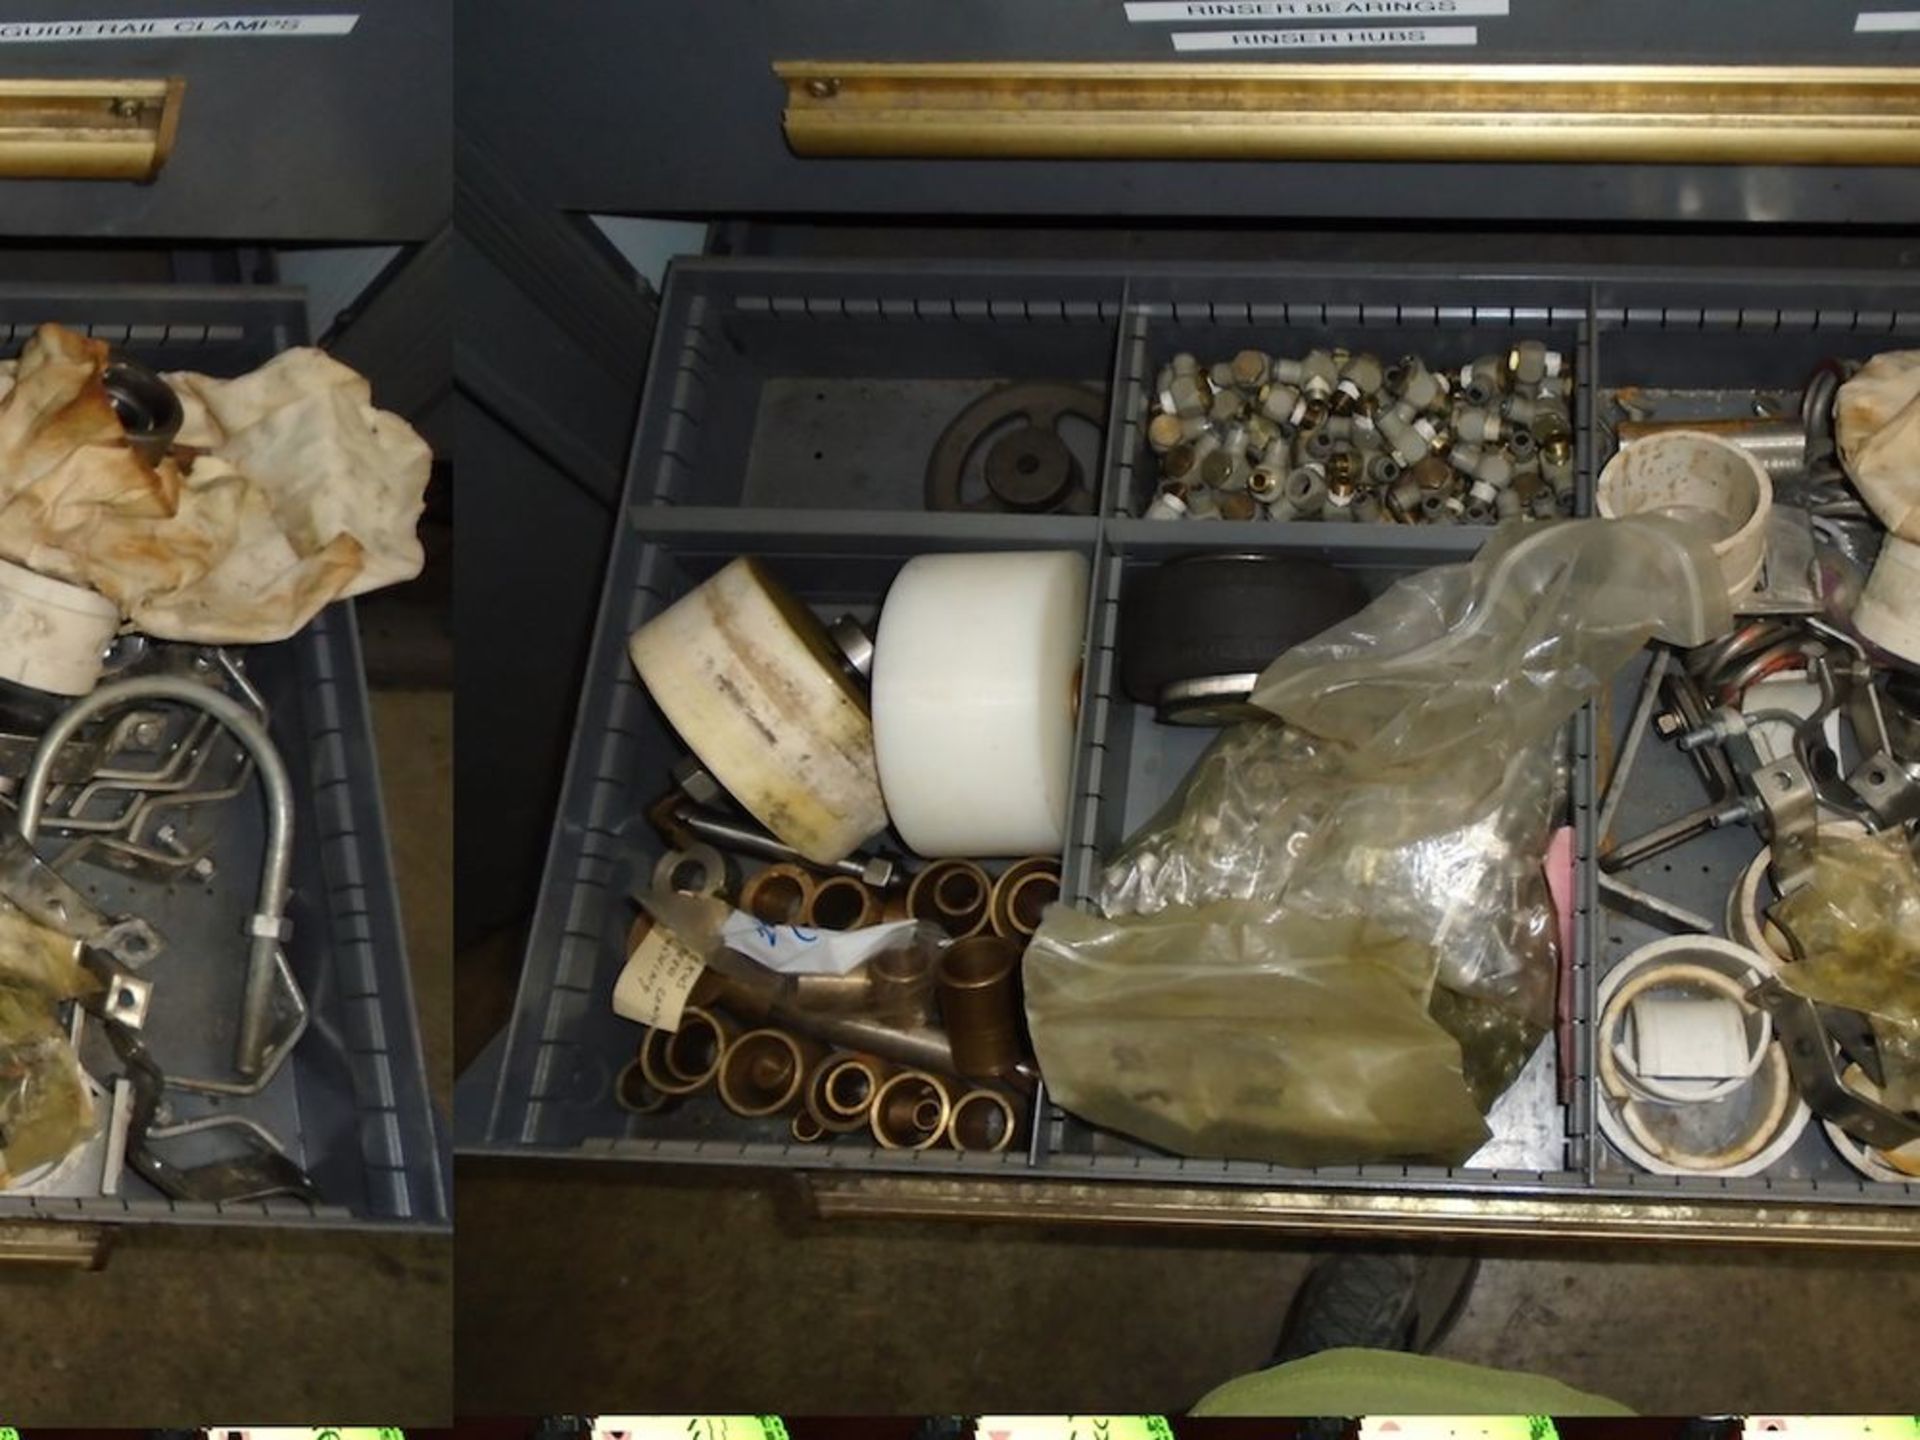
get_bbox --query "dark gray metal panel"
[460,1,1920,227]
[322,231,452,453]
[0,2,450,241]
[454,395,615,948]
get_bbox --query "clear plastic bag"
[0,906,98,1187]
[1771,827,1920,1115]
[1030,516,1731,1166]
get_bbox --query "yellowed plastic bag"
[1025,904,1492,1166]
[0,904,96,1187]
[1772,828,1920,1114]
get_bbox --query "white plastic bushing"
[0,557,119,696]
[1854,534,1920,666]
[1598,430,1773,606]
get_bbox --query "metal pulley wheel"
[925,381,1102,513]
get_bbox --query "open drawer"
[0,286,447,1234]
[458,259,1918,1246]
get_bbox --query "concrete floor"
[455,1163,1919,1417]
[0,687,452,1426]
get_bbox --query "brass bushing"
[637,1004,734,1096]
[717,1027,822,1117]
[790,1108,827,1144]
[870,1069,955,1150]
[613,1053,674,1115]
[949,1087,1021,1154]
[907,859,991,940]
[936,935,1025,1080]
[989,857,1062,940]
[741,863,815,925]
[806,874,882,931]
[869,943,936,1026]
[803,1051,891,1134]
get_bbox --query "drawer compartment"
[0,286,447,1232]
[637,265,1124,512]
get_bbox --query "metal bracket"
[0,832,164,968]
[1749,980,1920,1153]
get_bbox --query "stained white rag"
[0,323,429,643]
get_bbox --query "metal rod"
[1597,647,1670,844]
[18,675,295,1077]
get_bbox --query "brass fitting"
[638,1004,734,1096]
[1393,355,1450,413]
[907,859,992,939]
[1452,405,1503,445]
[1257,381,1302,425]
[614,1053,675,1115]
[1284,464,1328,517]
[1248,465,1284,503]
[806,874,882,931]
[1230,348,1271,389]
[1161,443,1197,482]
[716,1027,823,1116]
[790,970,874,1011]
[949,1087,1021,1154]
[1144,482,1190,521]
[870,943,937,1026]
[741,864,814,925]
[1242,415,1279,459]
[1506,339,1563,387]
[1333,351,1385,413]
[936,934,1026,1080]
[989,856,1062,940]
[1146,412,1186,454]
[1409,455,1453,493]
[1166,372,1211,419]
[1300,427,1335,464]
[790,1109,827,1143]
[1458,354,1504,407]
[1387,471,1425,521]
[870,1069,956,1150]
[1376,399,1439,466]
[1217,491,1258,521]
[805,1051,892,1133]
[1299,348,1338,400]
[1209,387,1247,424]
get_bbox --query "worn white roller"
[0,557,118,696]
[1598,430,1772,606]
[872,550,1088,858]
[628,557,886,866]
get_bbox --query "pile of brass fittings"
[1599,617,1920,1178]
[626,756,1062,1153]
[1,641,318,1204]
[1141,341,1573,524]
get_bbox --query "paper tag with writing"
[611,924,706,1030]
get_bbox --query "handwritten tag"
[611,925,706,1030]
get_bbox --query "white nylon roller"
[628,557,887,866]
[871,550,1088,858]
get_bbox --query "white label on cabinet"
[1131,0,1504,20]
[0,14,358,42]
[1856,10,1920,29]
[1171,23,1476,48]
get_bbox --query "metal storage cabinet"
[0,285,448,1233]
[457,258,1918,1245]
